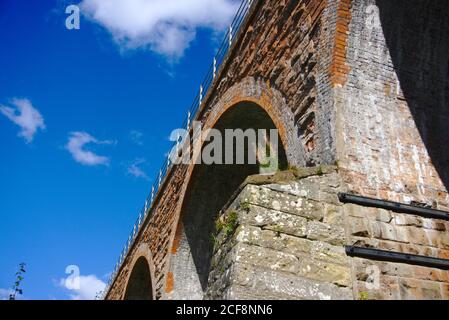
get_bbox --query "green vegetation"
[272,225,283,237]
[215,216,225,234]
[211,234,220,251]
[358,291,369,300]
[223,211,239,238]
[213,211,240,243]
[9,262,26,300]
[240,200,251,212]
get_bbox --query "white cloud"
[129,130,144,145]
[127,158,149,179]
[0,98,46,143]
[66,131,114,166]
[0,288,26,300]
[0,288,13,300]
[79,0,239,59]
[59,274,106,300]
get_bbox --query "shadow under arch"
[169,101,288,299]
[376,0,449,191]
[123,256,153,300]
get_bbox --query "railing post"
[158,169,162,187]
[187,110,191,130]
[229,25,233,47]
[213,57,217,80]
[151,185,155,203]
[199,85,203,107]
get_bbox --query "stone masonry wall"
[335,0,449,208]
[206,167,449,300]
[332,0,449,298]
[206,167,353,299]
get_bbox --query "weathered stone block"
[348,217,371,237]
[441,283,449,300]
[310,241,348,265]
[356,275,401,300]
[230,263,353,300]
[414,266,449,283]
[236,225,312,257]
[370,221,397,242]
[234,243,301,275]
[353,258,413,279]
[240,204,308,237]
[306,221,346,246]
[398,278,442,300]
[297,257,351,287]
[243,185,325,221]
[323,203,345,226]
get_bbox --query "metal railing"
[102,0,255,299]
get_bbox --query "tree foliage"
[9,262,26,300]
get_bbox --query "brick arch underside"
[166,99,290,300]
[123,255,154,300]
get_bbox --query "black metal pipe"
[345,246,449,270]
[338,193,449,221]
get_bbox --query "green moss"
[358,291,369,300]
[259,161,272,168]
[240,200,250,212]
[210,257,217,270]
[272,225,283,237]
[212,211,240,250]
[211,234,219,251]
[215,217,225,233]
[224,211,239,238]
[316,165,324,176]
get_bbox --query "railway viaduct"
[105,0,449,300]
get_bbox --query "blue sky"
[0,0,238,299]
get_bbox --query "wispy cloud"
[129,130,144,146]
[127,158,149,180]
[66,131,115,166]
[0,288,13,300]
[79,0,239,60]
[0,98,46,143]
[58,274,106,300]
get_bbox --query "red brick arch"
[122,243,156,300]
